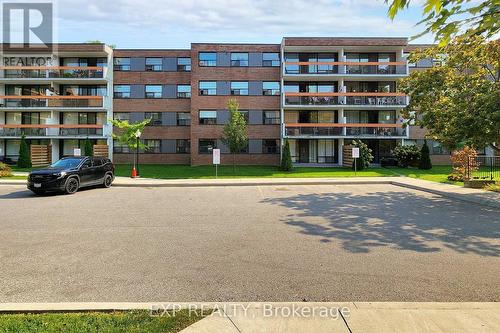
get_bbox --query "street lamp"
[135,129,141,177]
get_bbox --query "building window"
[114,57,130,71]
[143,139,161,153]
[177,57,191,71]
[113,112,130,122]
[145,58,162,71]
[262,82,280,95]
[263,139,279,154]
[262,53,280,67]
[113,85,130,98]
[145,112,162,126]
[199,139,216,154]
[145,85,162,98]
[175,85,191,98]
[199,110,217,125]
[177,112,191,126]
[199,81,217,95]
[263,111,280,124]
[199,52,217,67]
[231,81,248,95]
[176,139,190,154]
[113,141,130,153]
[231,53,248,67]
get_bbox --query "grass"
[0,309,209,333]
[384,165,463,185]
[0,175,27,180]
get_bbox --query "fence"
[467,156,500,180]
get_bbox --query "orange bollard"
[131,166,137,178]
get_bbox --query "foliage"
[400,36,500,150]
[221,99,248,168]
[352,140,373,169]
[17,135,31,168]
[418,140,433,170]
[0,162,12,177]
[385,0,500,45]
[111,118,151,151]
[84,137,93,157]
[448,146,478,181]
[484,183,500,193]
[280,140,293,171]
[393,145,421,168]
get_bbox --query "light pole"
[135,129,141,177]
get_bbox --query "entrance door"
[299,140,309,163]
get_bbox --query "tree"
[386,0,499,45]
[352,140,373,170]
[17,135,31,168]
[393,145,421,168]
[221,99,248,171]
[110,118,151,153]
[280,140,293,171]
[400,36,500,150]
[84,137,93,157]
[419,140,433,170]
[448,146,478,181]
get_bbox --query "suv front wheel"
[102,173,113,188]
[64,177,79,194]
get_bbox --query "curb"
[112,180,393,188]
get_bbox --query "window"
[145,58,162,71]
[177,57,191,71]
[263,111,280,124]
[145,112,162,126]
[239,110,249,123]
[231,81,248,95]
[199,139,216,154]
[199,52,217,67]
[177,85,191,98]
[262,82,280,95]
[143,139,161,153]
[114,57,130,71]
[199,81,217,95]
[262,53,280,67]
[176,139,190,153]
[113,141,130,153]
[263,139,279,154]
[199,110,217,125]
[113,85,130,98]
[145,85,162,98]
[231,53,248,67]
[113,112,130,122]
[177,112,191,126]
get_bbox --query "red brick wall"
[113,153,190,164]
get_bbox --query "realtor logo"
[2,1,53,50]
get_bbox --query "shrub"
[484,183,500,193]
[450,146,478,181]
[418,140,433,170]
[280,140,293,171]
[393,145,421,168]
[351,140,373,169]
[0,162,12,177]
[17,135,32,168]
[84,137,93,157]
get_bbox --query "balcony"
[284,62,339,75]
[284,123,406,138]
[1,66,105,79]
[0,124,105,137]
[0,95,104,109]
[283,61,407,79]
[283,92,407,108]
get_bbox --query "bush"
[484,183,500,193]
[447,173,464,182]
[280,140,293,171]
[393,145,421,168]
[0,162,12,177]
[418,140,433,170]
[351,140,373,169]
[84,137,93,157]
[450,146,478,181]
[17,135,32,168]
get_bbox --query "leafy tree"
[111,118,151,152]
[83,137,93,157]
[400,36,500,150]
[418,140,433,170]
[448,146,478,181]
[280,140,293,171]
[386,0,499,45]
[221,99,248,171]
[393,145,421,168]
[17,135,31,168]
[352,140,373,170]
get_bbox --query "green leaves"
[110,118,151,150]
[221,98,248,154]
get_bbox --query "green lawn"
[384,165,462,185]
[0,310,208,333]
[0,175,27,180]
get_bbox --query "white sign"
[212,149,220,165]
[73,148,81,157]
[352,147,360,159]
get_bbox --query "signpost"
[212,148,220,178]
[73,148,81,157]
[352,147,360,176]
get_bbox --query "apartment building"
[0,43,114,164]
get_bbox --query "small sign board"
[73,148,81,157]
[212,149,220,165]
[352,147,360,159]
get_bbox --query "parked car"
[28,156,114,195]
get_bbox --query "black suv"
[28,156,114,195]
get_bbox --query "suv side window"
[93,157,103,167]
[81,159,92,168]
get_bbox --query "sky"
[52,0,433,48]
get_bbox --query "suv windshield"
[51,158,83,169]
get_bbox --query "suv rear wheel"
[65,177,79,194]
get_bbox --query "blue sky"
[53,0,433,48]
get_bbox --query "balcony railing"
[1,66,105,79]
[0,95,104,108]
[284,92,407,106]
[283,61,407,75]
[284,123,406,137]
[0,124,104,137]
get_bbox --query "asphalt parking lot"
[0,184,499,302]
